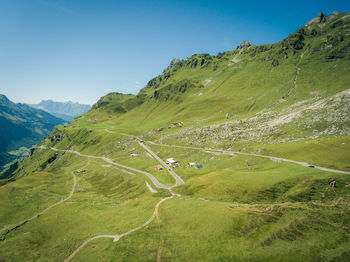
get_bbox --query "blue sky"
[0,0,349,105]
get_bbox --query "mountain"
[29,99,91,122]
[0,95,64,178]
[1,11,350,261]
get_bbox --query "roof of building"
[166,158,176,163]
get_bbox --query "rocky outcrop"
[236,40,251,49]
[51,134,64,143]
[330,10,340,19]
[167,58,182,70]
[305,12,328,26]
[281,28,305,51]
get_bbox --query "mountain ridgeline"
[1,11,350,262]
[30,100,91,122]
[82,10,350,134]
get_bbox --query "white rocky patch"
[160,89,350,146]
[202,79,212,85]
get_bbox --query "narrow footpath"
[0,157,90,239]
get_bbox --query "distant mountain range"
[29,100,91,121]
[0,94,64,178]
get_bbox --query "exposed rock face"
[331,10,340,19]
[0,94,10,106]
[281,28,305,51]
[236,40,251,49]
[305,12,329,26]
[167,58,182,69]
[51,134,64,143]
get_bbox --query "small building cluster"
[155,165,163,170]
[188,162,204,169]
[156,122,183,132]
[76,169,88,173]
[166,157,179,167]
[168,122,183,129]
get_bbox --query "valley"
[1,122,349,261]
[0,95,65,179]
[0,10,350,262]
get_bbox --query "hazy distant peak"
[39,100,89,106]
[29,99,91,121]
[0,94,10,106]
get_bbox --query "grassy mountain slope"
[1,11,350,261]
[78,11,350,138]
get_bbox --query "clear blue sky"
[0,0,349,105]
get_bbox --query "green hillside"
[1,11,350,261]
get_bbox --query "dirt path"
[103,127,136,138]
[64,234,115,262]
[231,47,244,63]
[156,234,164,262]
[104,128,114,134]
[113,195,174,242]
[0,157,89,239]
[284,64,300,99]
[65,195,175,262]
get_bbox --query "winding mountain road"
[31,145,183,261]
[20,133,348,261]
[146,181,158,193]
[36,146,175,189]
[147,141,350,175]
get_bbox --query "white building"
[166,158,176,165]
